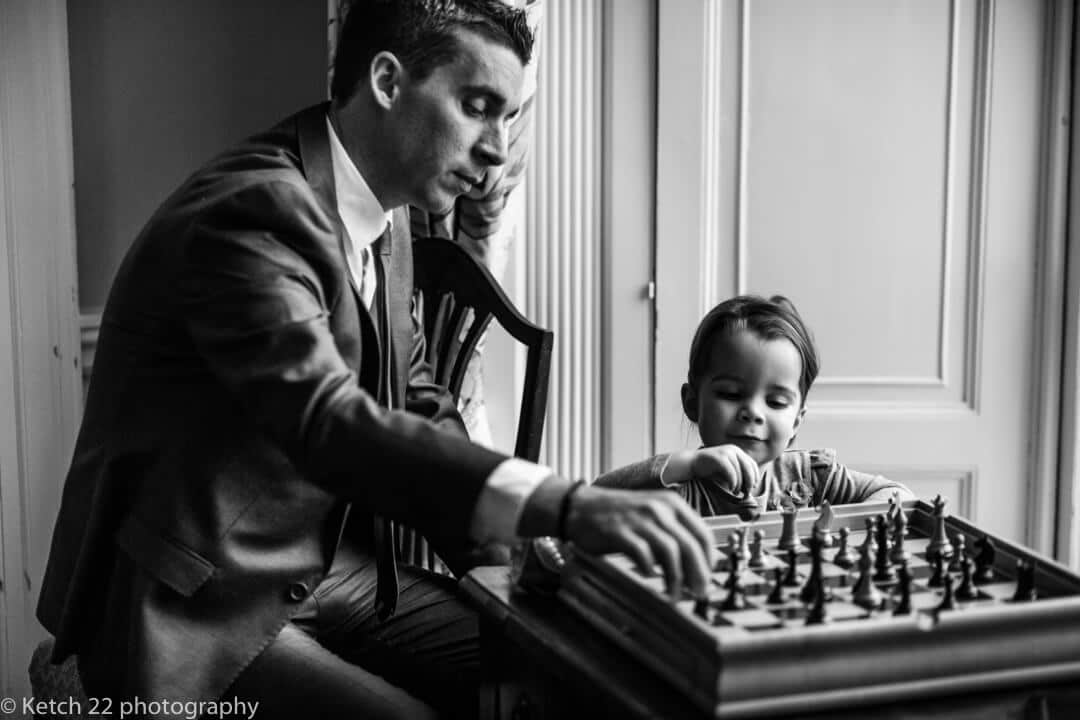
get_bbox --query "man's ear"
[681,382,698,423]
[369,51,404,110]
[787,405,807,447]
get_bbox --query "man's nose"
[474,121,508,167]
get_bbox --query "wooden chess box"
[557,499,1080,718]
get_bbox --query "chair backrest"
[412,238,553,462]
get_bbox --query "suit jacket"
[37,102,507,705]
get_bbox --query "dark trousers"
[226,544,480,719]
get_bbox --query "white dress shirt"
[326,118,552,543]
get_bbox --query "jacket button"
[286,582,310,602]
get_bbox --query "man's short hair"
[331,0,534,102]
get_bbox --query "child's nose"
[738,402,765,423]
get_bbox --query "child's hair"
[686,294,820,405]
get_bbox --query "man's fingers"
[672,500,718,572]
[619,530,657,578]
[655,512,712,599]
[635,521,682,599]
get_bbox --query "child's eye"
[464,102,486,118]
[768,397,791,409]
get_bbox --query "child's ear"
[787,405,807,447]
[681,382,698,423]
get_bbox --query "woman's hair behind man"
[687,295,820,403]
[331,0,535,102]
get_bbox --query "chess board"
[557,499,1080,718]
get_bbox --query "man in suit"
[37,1,715,717]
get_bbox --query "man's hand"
[563,486,716,600]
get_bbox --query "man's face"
[389,29,525,214]
[689,329,805,466]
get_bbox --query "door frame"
[0,0,83,697]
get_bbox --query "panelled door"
[655,0,1066,547]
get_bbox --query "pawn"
[782,548,801,587]
[889,511,911,565]
[766,567,786,604]
[748,529,767,568]
[974,536,996,584]
[721,567,747,611]
[1012,559,1038,603]
[725,543,743,590]
[893,561,913,615]
[693,598,712,621]
[936,573,957,611]
[729,530,750,569]
[948,534,967,573]
[955,556,979,601]
[778,508,800,553]
[853,541,883,610]
[927,552,946,588]
[832,526,856,569]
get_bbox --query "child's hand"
[664,445,761,497]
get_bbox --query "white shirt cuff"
[469,457,554,543]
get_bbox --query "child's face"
[683,328,806,466]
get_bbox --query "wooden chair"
[396,238,554,574]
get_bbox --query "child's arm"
[805,449,916,505]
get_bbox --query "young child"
[596,294,914,516]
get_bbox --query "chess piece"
[892,561,912,615]
[721,565,747,611]
[936,573,957,611]
[766,567,785,604]
[949,533,967,573]
[832,526,856,569]
[734,490,762,523]
[801,526,830,604]
[782,548,801,587]
[889,511,911,565]
[1012,559,1038,603]
[693,598,712,621]
[955,556,979,601]
[778,507,800,553]
[805,576,830,625]
[873,514,896,583]
[725,543,743,590]
[749,529,767,568]
[733,529,751,568]
[927,552,946,588]
[925,494,954,562]
[814,501,835,548]
[861,517,877,556]
[853,541,883,610]
[974,536,996,584]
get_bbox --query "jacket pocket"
[115,515,215,597]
